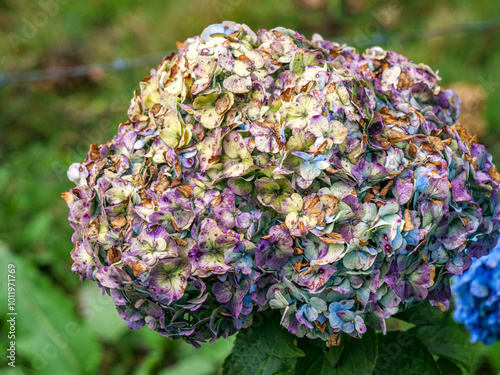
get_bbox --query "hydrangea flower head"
[452,236,500,345]
[63,21,500,346]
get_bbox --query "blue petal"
[293,151,314,161]
[469,280,489,298]
[203,24,226,42]
[313,158,330,170]
[415,176,429,192]
[303,305,319,322]
[329,313,343,328]
[342,322,354,333]
[300,160,321,180]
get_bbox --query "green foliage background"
[0,0,499,373]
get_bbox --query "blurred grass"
[0,0,500,373]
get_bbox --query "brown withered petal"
[461,216,469,228]
[378,107,410,126]
[210,194,222,207]
[314,320,328,334]
[112,215,127,229]
[293,259,303,273]
[293,247,304,255]
[420,141,438,153]
[397,71,414,89]
[408,141,418,158]
[388,129,425,144]
[418,249,429,266]
[131,262,147,277]
[380,180,394,199]
[428,136,444,151]
[61,192,75,205]
[300,266,314,277]
[403,209,415,232]
[215,93,233,115]
[363,190,375,203]
[86,218,99,238]
[89,143,101,161]
[138,199,154,209]
[326,332,341,347]
[436,302,448,312]
[429,267,436,285]
[134,114,149,122]
[108,246,121,263]
[304,194,320,210]
[372,134,391,150]
[178,185,194,198]
[326,232,345,242]
[489,166,500,183]
[175,238,188,247]
[319,194,338,213]
[171,217,180,232]
[320,237,341,245]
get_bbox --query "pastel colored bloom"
[255,178,294,212]
[296,264,338,292]
[224,241,255,275]
[293,151,330,181]
[149,188,195,231]
[328,300,367,337]
[213,277,250,318]
[236,210,263,239]
[282,193,321,237]
[213,188,241,229]
[284,94,322,130]
[249,121,283,153]
[307,115,348,149]
[296,297,328,328]
[187,218,239,274]
[148,258,192,303]
[342,240,378,271]
[256,225,294,269]
[64,21,500,347]
[221,131,254,177]
[129,226,174,266]
[384,256,433,303]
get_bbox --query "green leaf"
[295,328,378,375]
[484,341,500,373]
[0,244,101,375]
[392,302,445,326]
[222,312,304,375]
[408,315,479,372]
[373,331,441,375]
[160,337,235,375]
[223,340,297,375]
[294,341,343,375]
[436,358,466,375]
[78,283,128,342]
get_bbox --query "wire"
[1,19,499,86]
[0,51,171,85]
[336,18,500,46]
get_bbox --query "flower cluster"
[452,236,500,345]
[63,21,500,346]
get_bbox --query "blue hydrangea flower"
[328,300,366,337]
[452,237,500,345]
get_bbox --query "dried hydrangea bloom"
[63,21,500,346]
